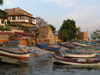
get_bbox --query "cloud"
[4,0,14,7]
[43,0,76,7]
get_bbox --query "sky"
[0,0,100,39]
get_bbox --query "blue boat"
[66,49,95,54]
[36,42,61,52]
[57,41,76,49]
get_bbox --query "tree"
[0,25,4,31]
[76,27,81,34]
[5,25,12,31]
[36,17,47,26]
[0,0,3,5]
[58,19,77,41]
[7,20,11,25]
[48,24,56,31]
[91,30,100,41]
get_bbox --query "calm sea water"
[0,53,100,75]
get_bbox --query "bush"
[5,25,12,31]
[0,25,4,31]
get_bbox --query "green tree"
[91,30,100,40]
[48,24,56,31]
[58,19,77,41]
[7,20,11,25]
[76,27,81,34]
[0,0,3,5]
[5,25,12,31]
[0,25,4,31]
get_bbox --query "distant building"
[77,32,88,42]
[0,9,7,27]
[4,7,36,31]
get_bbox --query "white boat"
[0,47,30,61]
[51,52,100,66]
[61,52,96,58]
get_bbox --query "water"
[0,53,100,75]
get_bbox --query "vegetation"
[48,24,56,31]
[0,25,4,31]
[5,25,12,31]
[0,0,3,5]
[91,30,100,41]
[36,17,47,26]
[0,25,12,31]
[7,20,11,25]
[58,19,77,41]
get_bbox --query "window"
[12,16,15,20]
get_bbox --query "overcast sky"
[1,0,100,39]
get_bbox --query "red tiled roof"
[15,32,33,37]
[0,32,16,35]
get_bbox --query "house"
[0,9,7,27]
[4,7,36,31]
[77,32,88,42]
[15,32,34,45]
[0,31,16,43]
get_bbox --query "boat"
[72,43,89,47]
[19,45,41,55]
[0,47,30,61]
[57,41,76,49]
[36,42,61,52]
[61,49,96,58]
[51,52,100,66]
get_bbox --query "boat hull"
[0,48,29,61]
[52,53,100,66]
[36,42,61,51]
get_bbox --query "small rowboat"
[36,42,61,52]
[0,47,30,61]
[57,41,76,49]
[61,49,96,58]
[51,52,100,66]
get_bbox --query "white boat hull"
[0,48,29,61]
[62,53,96,58]
[52,53,100,66]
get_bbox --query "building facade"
[0,9,7,27]
[77,32,88,42]
[4,7,36,29]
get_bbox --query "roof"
[0,32,16,35]
[15,32,33,37]
[8,13,36,19]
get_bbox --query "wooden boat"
[57,41,76,49]
[72,43,89,47]
[51,52,100,66]
[0,47,30,61]
[36,42,61,51]
[61,49,96,58]
[19,45,41,55]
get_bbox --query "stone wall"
[37,26,58,44]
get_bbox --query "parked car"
[3,40,19,46]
